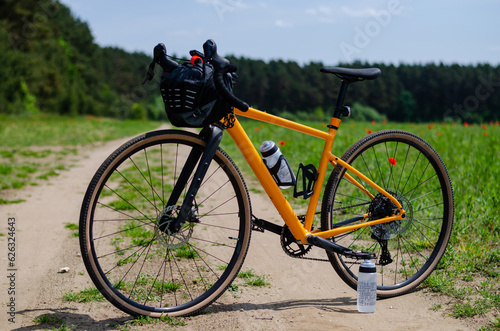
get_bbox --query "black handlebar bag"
[160,62,232,128]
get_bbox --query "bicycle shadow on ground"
[13,308,132,331]
[206,296,359,315]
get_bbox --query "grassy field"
[0,114,162,203]
[1,114,499,329]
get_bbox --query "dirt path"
[0,132,474,331]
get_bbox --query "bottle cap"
[359,260,376,273]
[260,141,279,157]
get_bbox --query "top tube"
[234,107,332,140]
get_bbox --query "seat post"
[333,80,350,119]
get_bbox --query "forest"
[1,0,499,123]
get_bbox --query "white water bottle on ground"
[357,260,377,313]
[259,140,296,189]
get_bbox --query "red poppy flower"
[388,157,396,166]
[464,122,469,128]
[484,131,488,136]
[371,120,376,125]
[428,124,433,130]
[254,127,260,131]
[365,128,372,134]
[437,131,441,136]
[279,140,286,146]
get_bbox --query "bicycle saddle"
[320,67,381,83]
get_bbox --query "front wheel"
[321,130,453,297]
[79,130,252,316]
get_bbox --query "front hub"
[156,205,194,249]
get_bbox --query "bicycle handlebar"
[144,40,249,112]
[203,39,249,112]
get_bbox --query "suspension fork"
[162,125,224,233]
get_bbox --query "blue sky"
[61,0,500,65]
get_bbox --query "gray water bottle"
[260,140,296,189]
[357,260,377,313]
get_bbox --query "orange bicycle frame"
[226,107,406,244]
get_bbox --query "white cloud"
[275,19,293,28]
[341,6,380,18]
[306,6,335,24]
[196,0,247,9]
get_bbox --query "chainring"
[280,224,312,258]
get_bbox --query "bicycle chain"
[289,201,371,262]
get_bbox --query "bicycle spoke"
[396,144,411,192]
[372,145,386,189]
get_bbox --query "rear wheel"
[80,130,251,316]
[321,130,453,297]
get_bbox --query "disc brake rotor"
[156,205,194,249]
[370,190,414,240]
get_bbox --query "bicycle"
[79,40,454,317]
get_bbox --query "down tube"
[226,118,309,243]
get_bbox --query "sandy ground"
[0,132,477,331]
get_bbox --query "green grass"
[0,114,161,147]
[62,287,105,303]
[429,304,442,311]
[33,314,75,330]
[64,222,79,237]
[236,269,270,287]
[33,314,64,325]
[119,314,186,330]
[174,244,199,259]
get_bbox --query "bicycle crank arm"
[169,125,224,233]
[306,234,376,260]
[252,217,283,235]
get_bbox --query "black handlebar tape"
[204,39,249,112]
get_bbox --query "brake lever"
[142,43,179,85]
[142,60,156,85]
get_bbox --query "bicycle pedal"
[251,223,265,233]
[344,250,376,260]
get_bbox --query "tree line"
[230,57,500,123]
[1,0,498,123]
